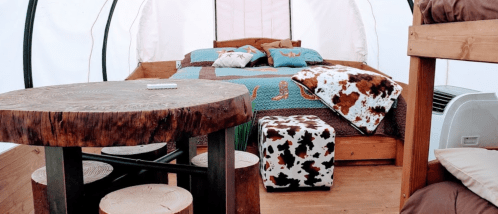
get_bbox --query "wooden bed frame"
[400,0,498,209]
[127,37,406,166]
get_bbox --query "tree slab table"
[0,79,252,214]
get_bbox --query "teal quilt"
[170,66,326,112]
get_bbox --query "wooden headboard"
[214,38,301,52]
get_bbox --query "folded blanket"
[292,65,402,135]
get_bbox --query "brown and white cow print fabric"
[292,65,403,135]
[258,115,335,189]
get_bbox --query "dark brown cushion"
[401,181,498,214]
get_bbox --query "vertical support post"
[23,0,39,89]
[214,0,218,41]
[102,0,119,82]
[176,137,197,191]
[400,0,439,209]
[45,147,84,214]
[207,128,235,214]
[289,0,292,40]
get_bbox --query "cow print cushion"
[292,65,403,135]
[258,115,335,189]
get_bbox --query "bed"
[400,0,498,211]
[127,38,407,165]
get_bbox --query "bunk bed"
[400,0,498,211]
[127,37,408,165]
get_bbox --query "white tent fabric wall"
[137,0,215,62]
[292,0,368,64]
[355,0,413,84]
[0,1,30,95]
[34,0,146,85]
[0,0,144,94]
[216,0,290,41]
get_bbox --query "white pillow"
[212,52,253,68]
[435,148,498,206]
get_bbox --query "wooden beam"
[214,38,301,52]
[400,56,436,208]
[408,19,498,63]
[126,61,178,80]
[335,136,398,161]
[400,0,438,208]
[324,59,392,79]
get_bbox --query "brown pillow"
[261,39,294,66]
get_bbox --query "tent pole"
[23,0,39,89]
[102,0,119,82]
[214,0,218,41]
[289,0,292,40]
[407,0,414,13]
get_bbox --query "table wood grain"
[0,79,252,147]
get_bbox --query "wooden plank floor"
[174,148,403,214]
[2,146,401,214]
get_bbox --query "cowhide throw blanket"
[292,65,403,135]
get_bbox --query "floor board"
[185,148,403,214]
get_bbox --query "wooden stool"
[192,151,260,214]
[101,143,168,160]
[99,184,193,214]
[31,161,114,214]
[101,143,168,184]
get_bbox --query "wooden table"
[0,79,252,214]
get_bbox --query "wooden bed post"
[399,0,437,209]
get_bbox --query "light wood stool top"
[99,184,193,214]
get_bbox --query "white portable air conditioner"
[428,85,498,160]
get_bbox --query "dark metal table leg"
[207,127,235,214]
[45,147,84,214]
[176,137,197,191]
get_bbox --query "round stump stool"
[101,143,168,184]
[101,143,168,160]
[192,151,260,214]
[31,161,114,214]
[99,184,193,214]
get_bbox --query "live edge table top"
[0,79,252,147]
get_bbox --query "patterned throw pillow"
[212,52,253,68]
[233,45,266,67]
[269,48,307,68]
[292,65,403,134]
[292,48,323,65]
[261,39,294,66]
[181,48,235,67]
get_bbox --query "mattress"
[419,0,498,24]
[170,66,406,139]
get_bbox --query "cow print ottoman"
[258,115,335,190]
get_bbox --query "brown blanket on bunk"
[419,0,498,24]
[401,181,498,214]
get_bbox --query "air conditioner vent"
[432,86,479,114]
[432,91,455,113]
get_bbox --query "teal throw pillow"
[190,48,236,63]
[269,48,307,68]
[292,48,323,65]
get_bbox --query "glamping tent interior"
[1,0,498,213]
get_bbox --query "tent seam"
[128,0,148,75]
[89,0,110,82]
[366,0,380,69]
